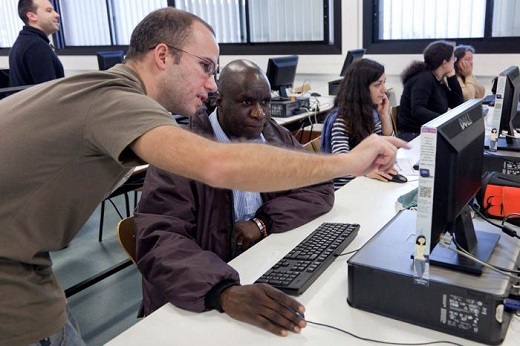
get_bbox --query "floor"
[51,194,141,346]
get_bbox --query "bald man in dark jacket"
[135,59,334,335]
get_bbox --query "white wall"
[1,0,519,100]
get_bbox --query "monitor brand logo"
[458,114,473,130]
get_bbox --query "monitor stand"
[429,231,500,275]
[429,205,500,275]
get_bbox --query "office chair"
[98,165,147,242]
[390,105,400,136]
[116,216,137,264]
[320,110,338,153]
[303,135,322,153]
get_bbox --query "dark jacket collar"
[20,25,50,43]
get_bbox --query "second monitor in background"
[328,48,366,95]
[97,50,125,71]
[339,48,366,77]
[266,55,298,99]
[486,65,520,152]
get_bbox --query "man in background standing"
[9,0,64,87]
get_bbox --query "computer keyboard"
[255,222,359,296]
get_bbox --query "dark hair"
[454,44,476,76]
[334,58,385,148]
[125,7,215,62]
[401,40,454,84]
[416,235,427,245]
[18,0,36,24]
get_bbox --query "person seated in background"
[398,40,464,141]
[9,0,64,87]
[134,59,335,335]
[454,44,486,100]
[321,58,396,190]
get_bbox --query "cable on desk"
[470,202,520,240]
[305,320,463,346]
[334,249,359,258]
[438,234,520,280]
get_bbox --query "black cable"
[334,249,359,257]
[306,320,463,346]
[470,203,520,239]
[502,213,520,239]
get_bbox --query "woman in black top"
[398,40,464,141]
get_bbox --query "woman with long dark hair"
[398,40,464,141]
[324,58,395,189]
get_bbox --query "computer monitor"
[417,99,500,275]
[97,50,125,71]
[339,48,366,77]
[266,55,298,98]
[489,65,520,151]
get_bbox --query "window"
[57,0,167,46]
[0,0,22,48]
[0,0,340,55]
[364,0,520,54]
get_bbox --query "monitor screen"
[340,48,366,77]
[489,65,520,151]
[266,55,298,98]
[97,50,125,71]
[417,99,499,275]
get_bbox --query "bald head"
[217,60,271,96]
[216,59,272,140]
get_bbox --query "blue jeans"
[29,304,85,346]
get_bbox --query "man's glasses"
[149,44,218,77]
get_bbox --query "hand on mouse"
[220,284,306,336]
[365,167,398,182]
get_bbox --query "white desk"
[273,95,335,126]
[107,142,520,346]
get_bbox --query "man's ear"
[151,44,169,69]
[215,92,223,107]
[26,11,38,23]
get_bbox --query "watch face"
[420,168,430,178]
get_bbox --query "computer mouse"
[389,173,408,183]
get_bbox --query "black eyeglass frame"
[148,44,218,77]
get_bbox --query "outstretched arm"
[131,125,408,192]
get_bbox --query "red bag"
[480,172,520,222]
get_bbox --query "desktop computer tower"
[347,210,520,345]
[483,150,520,175]
[270,97,310,117]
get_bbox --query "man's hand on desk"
[220,284,307,336]
[366,166,399,182]
[345,134,409,176]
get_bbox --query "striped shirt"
[208,110,265,221]
[330,108,383,190]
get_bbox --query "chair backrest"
[320,108,339,153]
[303,135,322,153]
[390,105,400,135]
[117,216,137,264]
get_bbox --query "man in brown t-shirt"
[0,7,406,345]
